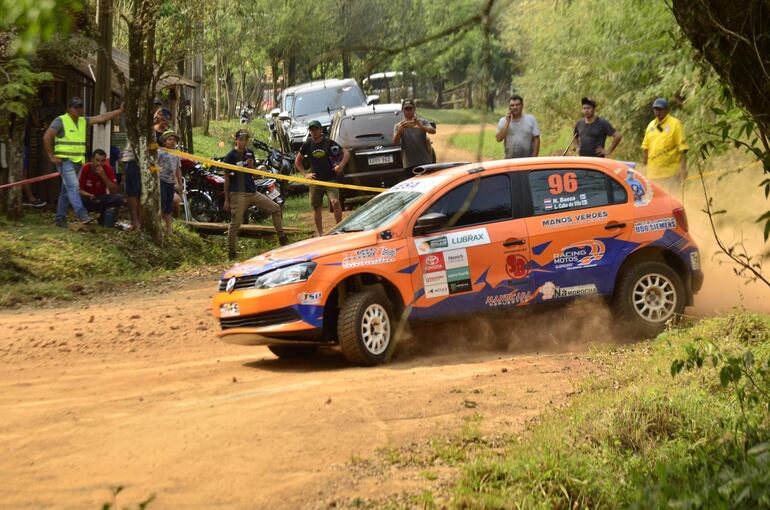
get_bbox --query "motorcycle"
[252,139,306,197]
[182,158,226,223]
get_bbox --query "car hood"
[221,230,378,278]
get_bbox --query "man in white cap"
[641,97,688,193]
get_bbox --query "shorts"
[310,184,339,208]
[124,160,142,197]
[160,181,176,214]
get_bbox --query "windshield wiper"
[339,227,364,233]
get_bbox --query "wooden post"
[92,0,113,153]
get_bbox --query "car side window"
[424,174,512,231]
[609,177,628,204]
[528,169,609,215]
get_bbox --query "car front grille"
[219,307,301,330]
[219,275,259,292]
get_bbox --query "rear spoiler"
[412,162,470,175]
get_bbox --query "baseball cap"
[652,97,669,109]
[402,99,415,109]
[68,97,84,108]
[308,120,323,129]
[160,130,179,143]
[581,97,596,108]
[234,129,249,139]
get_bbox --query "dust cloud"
[395,297,617,361]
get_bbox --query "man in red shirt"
[79,149,125,226]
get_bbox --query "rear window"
[293,86,366,117]
[336,111,402,147]
[528,169,610,215]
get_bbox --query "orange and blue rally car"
[212,157,703,365]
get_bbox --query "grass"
[450,311,770,509]
[192,118,271,158]
[421,108,506,126]
[448,125,578,161]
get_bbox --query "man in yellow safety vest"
[43,96,123,227]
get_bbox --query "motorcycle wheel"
[187,192,219,223]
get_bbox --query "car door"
[407,172,533,321]
[524,166,634,301]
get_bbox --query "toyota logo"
[225,277,237,293]
[426,255,439,265]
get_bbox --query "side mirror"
[270,108,280,118]
[414,212,448,236]
[366,95,380,106]
[278,111,291,121]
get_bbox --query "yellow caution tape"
[162,148,387,193]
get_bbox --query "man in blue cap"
[641,97,688,193]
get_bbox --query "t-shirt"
[300,137,343,182]
[223,148,257,193]
[79,162,116,196]
[574,116,616,157]
[49,115,92,138]
[394,117,433,168]
[496,114,540,159]
[157,150,180,184]
[641,114,688,179]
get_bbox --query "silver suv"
[268,79,378,152]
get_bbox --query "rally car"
[212,157,703,365]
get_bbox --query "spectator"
[392,99,436,174]
[158,130,183,235]
[78,149,125,227]
[120,143,141,230]
[223,130,288,259]
[495,95,540,158]
[294,120,350,236]
[153,111,170,145]
[641,97,688,194]
[572,97,623,157]
[43,96,123,227]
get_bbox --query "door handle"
[604,221,627,230]
[503,238,526,247]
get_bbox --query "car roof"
[340,103,402,117]
[433,157,633,179]
[291,78,362,94]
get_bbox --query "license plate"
[267,188,280,200]
[368,154,394,166]
[220,303,240,317]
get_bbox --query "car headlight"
[254,262,316,289]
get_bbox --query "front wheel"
[337,288,397,366]
[614,261,685,337]
[187,191,219,223]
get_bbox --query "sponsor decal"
[540,281,598,300]
[506,254,529,279]
[541,210,609,229]
[415,227,490,254]
[620,168,653,207]
[690,250,700,271]
[448,279,472,294]
[423,271,448,286]
[420,253,446,273]
[220,302,240,317]
[385,176,449,194]
[444,248,468,269]
[485,290,532,308]
[425,283,449,299]
[446,266,471,282]
[341,246,397,268]
[552,240,606,270]
[297,292,322,305]
[633,217,676,234]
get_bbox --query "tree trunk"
[214,53,220,122]
[202,85,210,136]
[0,117,25,219]
[287,56,296,87]
[270,60,279,106]
[341,51,351,78]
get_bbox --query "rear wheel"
[267,345,318,358]
[187,192,218,223]
[337,288,397,366]
[614,261,685,336]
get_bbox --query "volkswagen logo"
[225,277,237,293]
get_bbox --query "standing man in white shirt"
[495,95,540,159]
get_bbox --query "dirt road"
[0,273,595,509]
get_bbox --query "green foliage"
[450,311,770,509]
[0,58,51,122]
[0,0,82,55]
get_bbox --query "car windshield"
[283,93,294,113]
[331,191,421,233]
[293,86,365,117]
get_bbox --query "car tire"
[337,288,397,366]
[267,345,318,358]
[614,261,685,336]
